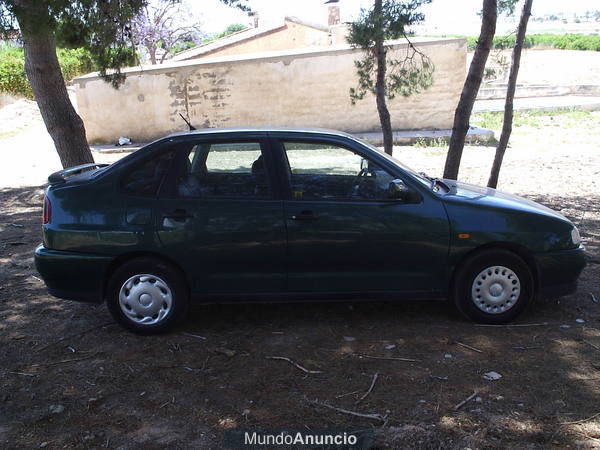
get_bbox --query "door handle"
[289,210,319,221]
[163,208,193,220]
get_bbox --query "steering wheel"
[348,167,373,197]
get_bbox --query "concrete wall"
[74,38,466,143]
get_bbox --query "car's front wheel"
[453,249,534,324]
[106,257,189,334]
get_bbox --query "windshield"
[353,137,432,188]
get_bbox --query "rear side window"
[123,149,175,196]
[175,141,270,198]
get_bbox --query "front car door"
[155,133,286,296]
[271,133,450,297]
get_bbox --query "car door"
[155,134,287,296]
[272,135,450,296]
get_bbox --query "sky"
[195,0,600,34]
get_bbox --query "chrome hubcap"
[119,274,173,325]
[471,265,520,314]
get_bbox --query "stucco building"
[171,17,347,62]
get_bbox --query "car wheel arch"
[102,251,191,302]
[450,242,540,297]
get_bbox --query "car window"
[122,148,175,196]
[175,142,270,198]
[283,141,396,201]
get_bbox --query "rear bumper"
[34,245,112,303]
[534,246,586,298]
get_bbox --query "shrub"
[0,45,31,98]
[57,47,95,82]
[464,34,600,52]
[0,45,95,99]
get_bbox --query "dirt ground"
[1,109,599,449]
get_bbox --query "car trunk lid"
[48,163,109,185]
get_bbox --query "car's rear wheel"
[106,257,189,334]
[453,249,534,324]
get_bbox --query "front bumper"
[34,244,113,303]
[534,245,586,298]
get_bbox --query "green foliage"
[0,45,30,97]
[530,34,600,51]
[497,0,518,15]
[214,23,248,39]
[56,47,95,81]
[347,0,435,104]
[0,45,94,98]
[0,0,249,89]
[348,0,430,45]
[462,34,600,51]
[472,109,597,130]
[169,40,196,54]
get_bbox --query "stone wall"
[74,38,466,143]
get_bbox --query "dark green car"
[35,128,585,334]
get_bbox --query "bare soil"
[1,115,600,449]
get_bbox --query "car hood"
[441,179,570,223]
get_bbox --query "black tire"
[453,249,534,324]
[106,257,189,334]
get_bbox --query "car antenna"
[179,113,196,131]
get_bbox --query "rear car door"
[272,135,450,296]
[155,134,287,296]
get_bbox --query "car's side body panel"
[155,198,288,294]
[149,133,288,295]
[265,133,451,295]
[33,128,586,310]
[34,245,111,302]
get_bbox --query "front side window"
[175,142,270,198]
[283,142,396,201]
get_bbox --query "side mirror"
[388,179,420,203]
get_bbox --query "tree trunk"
[487,0,533,188]
[14,2,94,169]
[443,0,497,180]
[374,0,393,156]
[148,45,158,65]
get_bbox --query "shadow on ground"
[1,185,599,449]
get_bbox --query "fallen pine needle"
[355,372,379,405]
[475,322,554,328]
[265,356,322,374]
[9,371,36,377]
[560,412,600,425]
[32,354,99,367]
[512,345,544,350]
[356,353,420,363]
[36,322,113,352]
[453,391,478,411]
[306,397,386,423]
[583,340,600,351]
[455,341,483,353]
[335,389,362,399]
[182,332,207,340]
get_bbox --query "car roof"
[165,127,357,140]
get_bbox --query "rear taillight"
[43,196,51,224]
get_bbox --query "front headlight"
[571,227,581,246]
